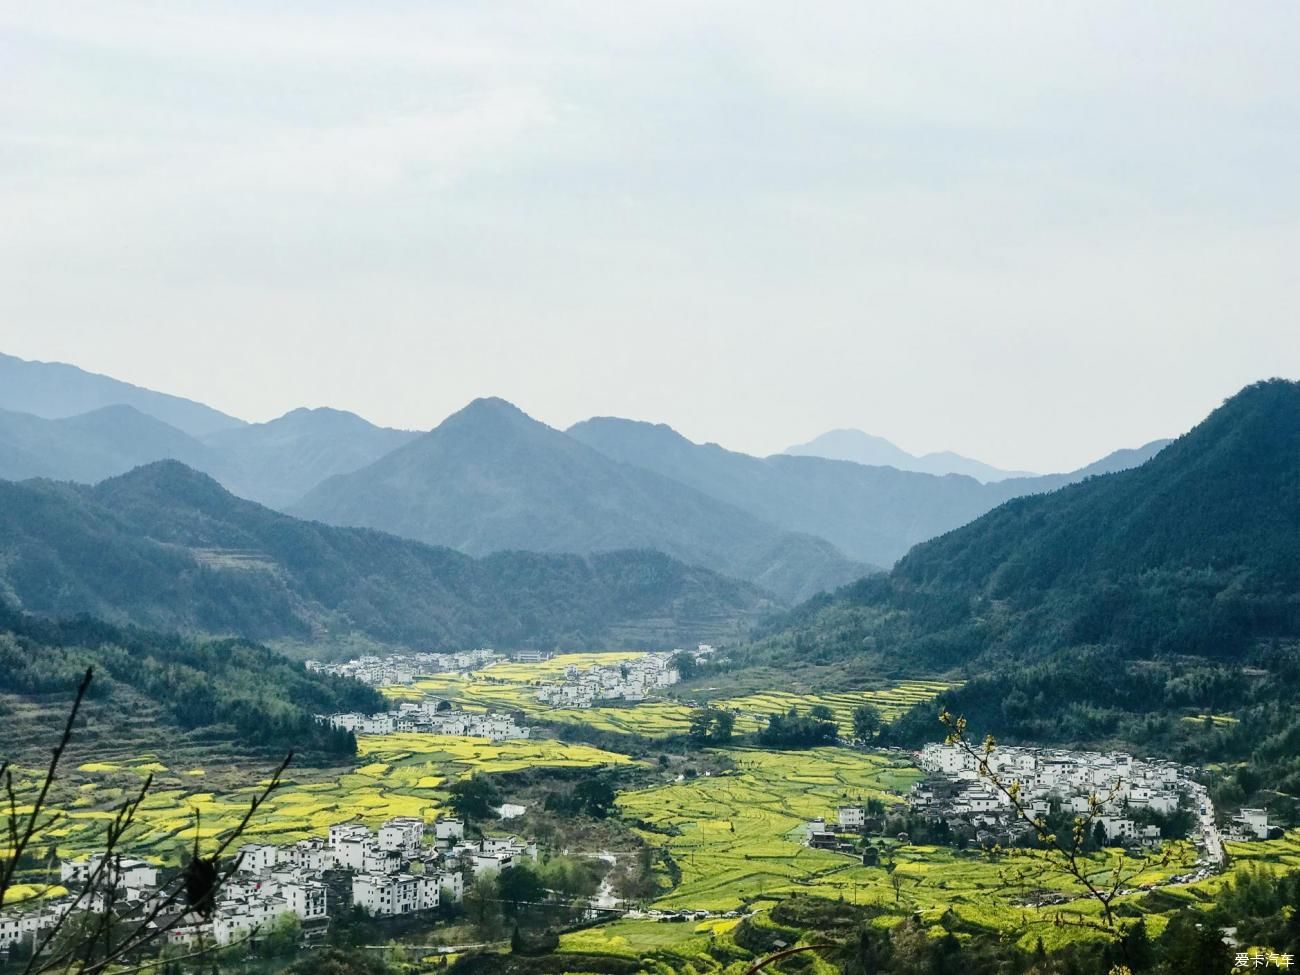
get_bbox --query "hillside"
[0,605,381,760]
[294,398,871,603]
[783,428,1034,481]
[740,381,1300,775]
[755,380,1300,667]
[0,351,244,437]
[0,461,774,650]
[568,415,1170,567]
[200,407,419,508]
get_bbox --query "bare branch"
[0,667,93,909]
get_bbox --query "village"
[316,647,701,738]
[305,649,501,687]
[531,652,684,709]
[0,815,539,955]
[322,699,531,740]
[903,743,1246,860]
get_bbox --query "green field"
[616,746,1203,951]
[8,735,635,866]
[382,664,955,742]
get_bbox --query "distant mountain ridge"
[568,415,1170,569]
[783,428,1035,481]
[0,461,775,650]
[0,399,418,509]
[293,398,871,604]
[201,407,419,509]
[0,351,245,437]
[0,349,1174,604]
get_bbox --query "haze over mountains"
[292,398,869,603]
[568,416,1170,567]
[0,351,243,437]
[0,349,1171,618]
[784,428,1035,482]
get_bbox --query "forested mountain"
[199,407,419,508]
[783,427,1033,481]
[0,461,773,650]
[0,351,244,437]
[755,380,1299,670]
[568,415,1170,567]
[0,606,381,759]
[294,398,870,603]
[0,404,218,483]
[745,381,1300,779]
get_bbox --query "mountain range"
[0,461,774,650]
[783,428,1035,481]
[567,416,1169,567]
[0,349,1170,612]
[292,398,869,603]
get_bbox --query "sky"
[1,2,1297,473]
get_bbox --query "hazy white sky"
[2,2,1297,472]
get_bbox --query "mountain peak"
[435,397,542,437]
[784,428,1034,482]
[92,459,239,513]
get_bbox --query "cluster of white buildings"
[533,653,681,709]
[2,815,540,955]
[322,700,531,741]
[911,743,1218,853]
[1,856,163,953]
[305,650,499,687]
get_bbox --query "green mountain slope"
[294,398,872,603]
[567,415,1169,568]
[754,379,1300,671]
[0,461,774,650]
[0,606,382,759]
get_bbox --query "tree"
[448,775,501,824]
[497,865,544,917]
[852,704,883,743]
[462,873,501,937]
[809,704,835,722]
[1093,819,1108,849]
[260,913,301,958]
[574,779,617,819]
[687,708,734,746]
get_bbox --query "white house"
[237,844,280,875]
[837,806,866,829]
[352,874,439,916]
[378,817,425,854]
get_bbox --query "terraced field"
[617,746,1201,951]
[10,736,635,865]
[715,680,958,729]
